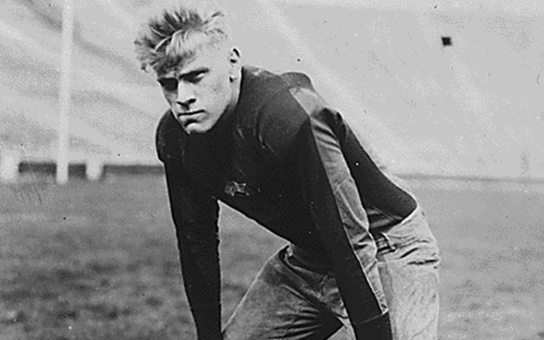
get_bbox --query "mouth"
[175,110,204,130]
[177,110,203,118]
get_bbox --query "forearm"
[178,231,221,339]
[163,162,222,339]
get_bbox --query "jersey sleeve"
[292,112,388,319]
[155,113,222,340]
[262,86,393,338]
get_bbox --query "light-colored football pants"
[222,205,440,339]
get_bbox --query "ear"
[228,47,241,81]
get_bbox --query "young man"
[134,4,440,340]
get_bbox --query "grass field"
[0,175,543,340]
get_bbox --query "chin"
[183,123,212,135]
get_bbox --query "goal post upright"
[56,0,75,184]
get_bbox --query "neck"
[226,75,242,117]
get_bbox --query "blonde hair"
[134,3,230,74]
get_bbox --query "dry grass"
[0,175,543,339]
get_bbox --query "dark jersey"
[156,66,417,338]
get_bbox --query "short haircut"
[134,3,229,75]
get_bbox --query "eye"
[186,71,205,84]
[158,78,178,92]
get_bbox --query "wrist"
[196,321,221,340]
[353,313,392,340]
[197,329,221,340]
[193,304,221,340]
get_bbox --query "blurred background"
[1,0,543,178]
[1,1,543,339]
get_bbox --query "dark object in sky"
[442,36,452,46]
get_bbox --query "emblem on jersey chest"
[224,180,258,197]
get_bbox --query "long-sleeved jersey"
[156,66,418,338]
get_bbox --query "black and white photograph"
[0,0,543,339]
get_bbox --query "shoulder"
[256,71,342,157]
[280,71,340,123]
[237,67,342,159]
[263,70,334,125]
[155,110,184,163]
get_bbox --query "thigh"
[376,207,440,340]
[223,247,343,340]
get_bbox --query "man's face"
[157,46,240,134]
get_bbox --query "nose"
[175,83,196,108]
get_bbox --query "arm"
[257,77,393,337]
[156,112,221,339]
[163,160,221,339]
[291,114,392,339]
[247,72,393,337]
